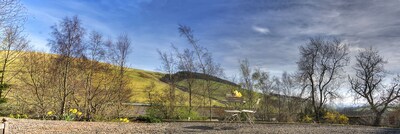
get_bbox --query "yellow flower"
[76,112,82,116]
[119,118,129,123]
[47,111,54,116]
[69,108,78,114]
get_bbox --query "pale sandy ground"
[4,118,400,134]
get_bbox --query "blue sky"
[22,0,400,81]
[20,0,400,106]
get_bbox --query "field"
[6,118,400,134]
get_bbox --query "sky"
[20,0,400,105]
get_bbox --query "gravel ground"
[4,118,400,134]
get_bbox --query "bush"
[301,115,314,123]
[135,106,163,123]
[323,111,349,124]
[338,114,349,124]
[174,107,201,120]
[323,112,337,123]
[9,113,29,119]
[136,115,161,123]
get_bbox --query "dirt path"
[4,118,400,134]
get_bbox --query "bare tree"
[157,49,177,119]
[48,15,85,116]
[276,72,306,122]
[17,51,54,118]
[0,0,25,29]
[178,24,223,120]
[80,31,107,120]
[252,68,270,120]
[297,37,349,122]
[107,34,132,117]
[0,0,27,103]
[0,25,28,101]
[239,59,255,108]
[349,47,400,126]
[175,47,197,114]
[144,82,156,106]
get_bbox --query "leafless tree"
[178,24,223,120]
[297,37,349,122]
[239,59,256,108]
[275,72,306,122]
[349,47,400,126]
[175,47,197,114]
[48,15,85,116]
[0,0,25,29]
[157,49,177,119]
[107,34,132,117]
[17,51,54,117]
[0,0,27,103]
[80,31,108,120]
[144,82,156,106]
[0,25,28,101]
[252,68,274,120]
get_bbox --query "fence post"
[1,118,7,134]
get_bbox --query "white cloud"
[252,25,270,34]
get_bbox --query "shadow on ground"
[183,126,214,130]
[183,125,238,131]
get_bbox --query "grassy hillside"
[3,52,241,107]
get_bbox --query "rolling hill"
[3,52,244,107]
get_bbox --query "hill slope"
[3,52,239,106]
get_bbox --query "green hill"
[4,52,243,107]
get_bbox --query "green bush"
[146,106,164,119]
[174,107,201,120]
[136,115,161,123]
[9,113,29,119]
[135,106,163,123]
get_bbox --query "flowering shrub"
[323,111,349,124]
[323,112,337,123]
[338,114,349,124]
[301,115,313,123]
[233,90,242,97]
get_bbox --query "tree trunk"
[373,112,383,126]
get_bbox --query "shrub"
[174,107,201,120]
[323,111,349,124]
[323,112,337,123]
[301,115,314,123]
[136,115,161,123]
[337,114,349,124]
[9,113,29,119]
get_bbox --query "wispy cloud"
[252,26,270,34]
